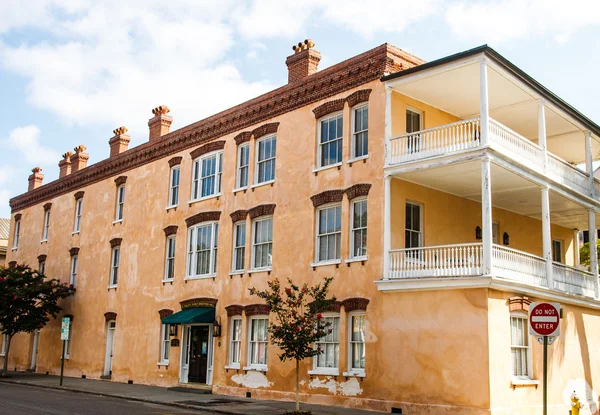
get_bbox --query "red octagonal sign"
[529,302,560,337]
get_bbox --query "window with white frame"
[256,136,276,184]
[314,315,340,372]
[351,199,367,259]
[115,185,125,221]
[252,217,272,269]
[236,144,250,189]
[232,222,246,272]
[70,255,78,287]
[164,236,176,281]
[552,239,563,263]
[316,205,341,263]
[73,198,83,233]
[42,209,50,241]
[352,105,368,159]
[160,324,170,364]
[13,219,20,249]
[168,166,180,207]
[406,108,422,153]
[318,113,343,167]
[64,321,72,359]
[187,222,219,278]
[510,313,531,379]
[248,316,268,368]
[0,334,7,356]
[349,313,366,372]
[405,202,422,249]
[229,317,242,367]
[192,151,223,200]
[110,247,120,286]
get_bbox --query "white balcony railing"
[387,117,595,198]
[387,243,597,299]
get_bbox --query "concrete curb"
[0,378,250,415]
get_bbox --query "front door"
[188,326,209,383]
[104,321,116,376]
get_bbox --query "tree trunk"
[295,358,300,412]
[2,335,11,376]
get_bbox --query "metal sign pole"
[59,340,66,386]
[543,335,548,415]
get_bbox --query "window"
[70,255,78,287]
[73,199,83,233]
[352,105,368,159]
[493,221,499,244]
[42,210,50,241]
[510,313,531,379]
[164,236,176,281]
[248,317,268,368]
[316,205,342,263]
[406,108,422,153]
[318,114,343,167]
[314,315,340,372]
[236,144,250,189]
[405,202,422,249]
[64,322,72,359]
[0,334,7,356]
[160,324,170,364]
[256,136,276,184]
[115,185,125,221]
[168,166,180,207]
[229,317,242,367]
[349,314,366,372]
[232,222,246,272]
[39,260,46,275]
[186,222,219,278]
[110,247,120,286]
[552,239,563,263]
[13,220,20,249]
[192,152,223,200]
[252,217,273,269]
[351,199,367,259]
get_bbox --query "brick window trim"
[168,156,183,168]
[342,297,370,312]
[74,191,85,200]
[311,300,342,313]
[310,190,344,208]
[163,225,178,237]
[345,183,372,200]
[230,210,248,223]
[252,122,280,141]
[104,312,117,321]
[508,296,532,313]
[8,261,17,268]
[346,89,372,108]
[190,140,226,160]
[248,204,276,220]
[179,297,218,310]
[225,304,244,317]
[114,176,127,186]
[234,131,252,146]
[43,202,52,211]
[69,247,80,257]
[312,88,372,119]
[158,309,173,319]
[37,254,47,263]
[109,238,122,248]
[185,211,221,228]
[244,304,270,317]
[14,214,22,221]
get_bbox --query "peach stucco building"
[4,41,600,414]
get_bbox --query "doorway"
[104,320,116,377]
[188,326,210,383]
[30,330,39,371]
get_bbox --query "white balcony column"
[541,186,553,288]
[383,175,392,280]
[481,158,493,274]
[385,86,392,165]
[584,131,594,197]
[573,229,580,268]
[479,59,490,146]
[588,210,599,298]
[538,100,548,173]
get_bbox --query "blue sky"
[1,0,599,218]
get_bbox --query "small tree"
[580,240,600,272]
[0,264,75,375]
[250,277,335,414]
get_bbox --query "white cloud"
[446,0,600,44]
[3,125,59,166]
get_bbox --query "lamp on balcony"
[475,226,482,240]
[503,232,510,246]
[169,324,178,337]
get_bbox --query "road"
[0,383,213,415]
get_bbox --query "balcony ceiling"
[390,59,600,165]
[396,160,595,230]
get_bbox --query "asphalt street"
[0,383,212,415]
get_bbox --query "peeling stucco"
[231,371,273,389]
[308,376,363,396]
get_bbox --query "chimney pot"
[59,152,74,178]
[286,39,320,84]
[109,126,131,157]
[70,145,89,173]
[148,105,172,141]
[28,167,44,191]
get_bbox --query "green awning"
[161,307,215,325]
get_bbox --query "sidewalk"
[0,372,379,415]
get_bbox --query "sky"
[0,0,599,218]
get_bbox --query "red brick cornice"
[345,183,372,200]
[244,304,270,316]
[185,211,221,227]
[230,210,248,223]
[163,225,178,236]
[168,156,183,168]
[10,44,420,213]
[190,140,226,160]
[225,304,244,316]
[248,204,276,219]
[310,190,344,207]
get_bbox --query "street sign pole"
[60,340,65,386]
[543,335,548,415]
[59,317,70,386]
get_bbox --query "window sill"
[511,378,539,387]
[40,239,48,244]
[61,356,71,361]
[11,248,17,251]
[342,371,366,378]
[243,365,268,372]
[308,369,339,377]
[345,256,368,264]
[311,260,341,268]
[162,279,175,284]
[185,275,217,281]
[233,187,248,194]
[71,231,80,235]
[250,180,275,190]
[313,162,342,174]
[157,362,169,367]
[225,364,241,370]
[165,205,178,211]
[347,155,369,165]
[188,194,221,205]
[229,271,244,276]
[248,267,272,274]
[107,285,118,290]
[112,220,123,225]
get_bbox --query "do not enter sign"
[529,302,560,337]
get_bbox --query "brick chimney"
[70,145,89,173]
[109,126,131,157]
[28,167,44,191]
[59,152,73,178]
[148,105,172,142]
[285,39,321,84]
